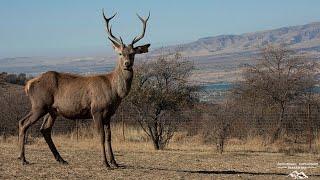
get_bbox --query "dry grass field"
[1,126,320,180]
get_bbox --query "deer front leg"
[92,112,111,169]
[105,121,119,168]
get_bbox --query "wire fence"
[0,81,319,151]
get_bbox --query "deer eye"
[118,53,122,56]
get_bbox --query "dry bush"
[0,83,30,136]
[127,52,199,150]
[229,45,320,145]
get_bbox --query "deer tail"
[24,77,39,95]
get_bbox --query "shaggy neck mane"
[110,61,133,98]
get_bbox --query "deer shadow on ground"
[120,165,320,177]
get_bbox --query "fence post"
[307,103,312,151]
[122,107,125,141]
[76,120,79,142]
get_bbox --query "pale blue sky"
[1,0,320,57]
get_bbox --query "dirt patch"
[1,138,320,179]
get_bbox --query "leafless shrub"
[2,72,32,85]
[231,45,320,143]
[127,52,199,150]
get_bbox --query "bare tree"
[238,45,318,142]
[128,52,198,150]
[202,105,230,153]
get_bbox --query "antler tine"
[119,36,124,45]
[102,9,123,46]
[131,12,150,45]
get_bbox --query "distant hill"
[1,22,320,83]
[152,22,320,57]
[151,22,320,83]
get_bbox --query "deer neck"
[112,62,133,98]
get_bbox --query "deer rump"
[25,71,121,120]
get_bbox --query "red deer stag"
[17,10,150,169]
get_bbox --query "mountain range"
[152,22,320,84]
[152,22,320,57]
[1,22,320,83]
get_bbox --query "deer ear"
[134,44,150,54]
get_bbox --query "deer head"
[103,10,151,71]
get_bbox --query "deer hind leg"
[105,121,119,168]
[40,113,68,164]
[18,112,32,142]
[92,112,111,169]
[18,107,46,165]
[18,112,32,132]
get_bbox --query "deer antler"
[102,9,124,46]
[131,12,150,46]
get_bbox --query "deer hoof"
[110,161,119,168]
[58,160,68,165]
[18,157,29,165]
[57,158,68,165]
[105,164,113,170]
[21,159,30,165]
